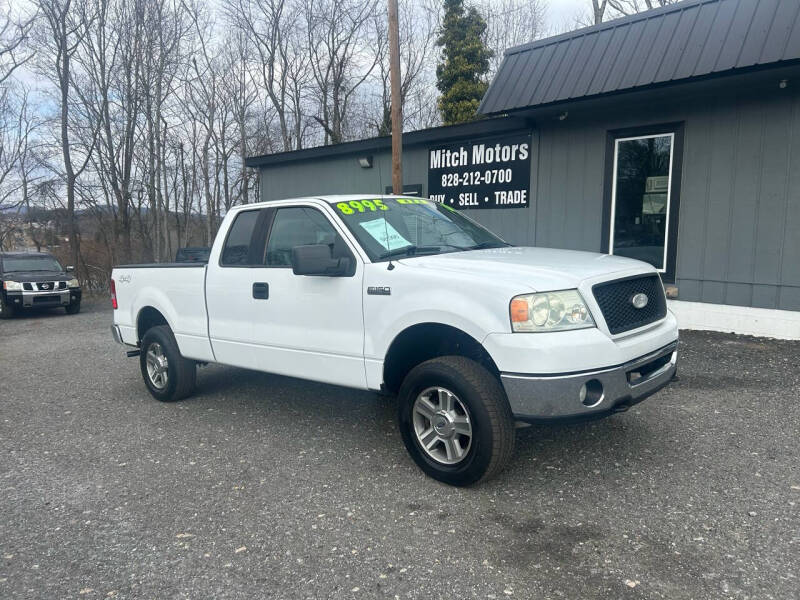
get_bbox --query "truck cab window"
[220,209,263,266]
[265,207,349,267]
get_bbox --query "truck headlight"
[3,280,23,291]
[510,290,595,332]
[67,278,79,288]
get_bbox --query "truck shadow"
[190,362,660,489]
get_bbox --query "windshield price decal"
[336,198,428,215]
[336,199,389,215]
[427,133,532,210]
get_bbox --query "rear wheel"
[0,294,15,319]
[139,325,196,402]
[398,356,515,486]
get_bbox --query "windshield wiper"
[464,241,510,250]
[378,245,443,260]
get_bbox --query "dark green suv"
[0,252,82,318]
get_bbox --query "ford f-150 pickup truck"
[111,195,678,485]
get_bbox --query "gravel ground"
[0,302,798,600]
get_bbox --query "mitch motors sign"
[427,133,531,209]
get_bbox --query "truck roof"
[233,194,419,210]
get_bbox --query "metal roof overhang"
[479,0,800,116]
[245,117,533,169]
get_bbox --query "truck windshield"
[2,255,63,273]
[332,197,509,261]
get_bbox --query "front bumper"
[4,288,81,309]
[501,341,678,422]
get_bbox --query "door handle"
[252,282,269,299]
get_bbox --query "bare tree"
[34,0,101,272]
[219,30,258,205]
[305,0,381,144]
[77,0,144,263]
[586,0,678,25]
[371,0,438,136]
[0,2,37,84]
[182,0,222,242]
[228,0,310,152]
[480,0,547,74]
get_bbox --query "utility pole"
[388,0,403,194]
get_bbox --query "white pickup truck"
[111,195,678,485]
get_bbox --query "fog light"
[580,379,604,407]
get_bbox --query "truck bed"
[112,263,214,362]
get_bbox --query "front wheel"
[65,301,81,315]
[398,356,515,486]
[139,325,196,402]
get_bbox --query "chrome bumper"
[6,289,73,308]
[501,341,678,422]
[111,324,124,345]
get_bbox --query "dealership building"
[246,0,800,339]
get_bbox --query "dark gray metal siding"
[480,0,800,115]
[258,81,800,311]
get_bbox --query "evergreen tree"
[436,0,493,125]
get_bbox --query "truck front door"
[205,203,366,389]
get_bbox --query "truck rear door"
[205,203,366,388]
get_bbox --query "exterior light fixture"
[358,156,373,168]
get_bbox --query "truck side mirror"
[66,265,75,272]
[291,244,351,277]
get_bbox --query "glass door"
[609,133,675,272]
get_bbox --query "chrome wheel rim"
[412,386,472,465]
[145,342,169,390]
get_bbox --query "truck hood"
[2,270,69,282]
[398,246,652,291]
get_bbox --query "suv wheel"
[398,356,515,486]
[139,325,196,402]
[65,301,81,315]
[0,294,15,319]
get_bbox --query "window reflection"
[612,134,672,270]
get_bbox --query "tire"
[139,325,196,402]
[398,356,515,486]
[65,301,81,315]
[0,294,15,319]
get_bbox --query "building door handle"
[252,282,269,300]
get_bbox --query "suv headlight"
[510,290,595,332]
[67,278,79,288]
[3,280,23,291]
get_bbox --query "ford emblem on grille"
[631,293,648,309]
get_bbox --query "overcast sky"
[545,0,588,32]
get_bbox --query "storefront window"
[610,133,674,271]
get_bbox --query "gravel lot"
[1,302,798,599]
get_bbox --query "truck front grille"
[592,274,667,335]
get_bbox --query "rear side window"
[265,207,347,267]
[220,209,263,266]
